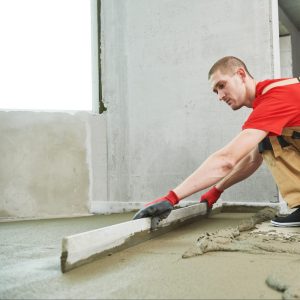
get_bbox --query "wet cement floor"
[1,211,299,299]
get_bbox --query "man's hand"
[200,186,223,208]
[132,191,179,220]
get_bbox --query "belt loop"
[269,136,283,158]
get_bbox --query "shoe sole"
[271,220,300,227]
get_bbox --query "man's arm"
[133,128,268,220]
[215,146,263,191]
[173,129,268,199]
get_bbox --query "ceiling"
[278,0,300,35]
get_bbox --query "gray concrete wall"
[280,35,293,77]
[0,111,107,219]
[101,0,278,205]
[0,0,281,219]
[279,7,300,76]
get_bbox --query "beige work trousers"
[262,127,300,208]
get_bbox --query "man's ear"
[236,67,247,82]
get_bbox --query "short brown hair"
[208,56,253,80]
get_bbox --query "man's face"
[209,69,247,110]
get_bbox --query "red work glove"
[133,190,179,220]
[200,186,223,208]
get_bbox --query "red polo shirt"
[242,78,300,135]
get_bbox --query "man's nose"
[218,91,226,101]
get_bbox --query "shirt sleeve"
[242,95,296,135]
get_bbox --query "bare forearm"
[216,148,263,191]
[173,129,267,200]
[173,151,235,199]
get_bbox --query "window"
[0,0,92,111]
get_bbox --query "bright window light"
[0,0,92,111]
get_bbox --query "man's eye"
[219,83,225,89]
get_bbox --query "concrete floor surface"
[1,211,298,299]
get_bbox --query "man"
[133,56,300,227]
